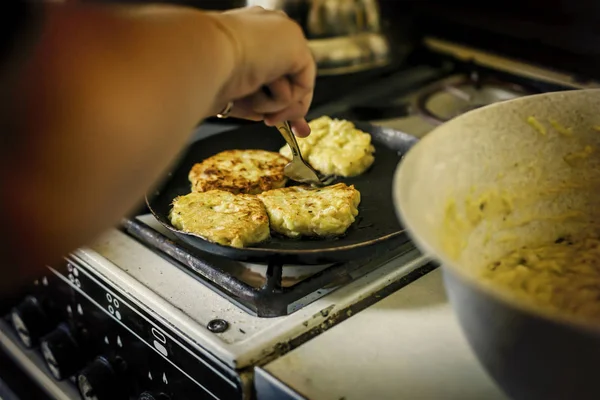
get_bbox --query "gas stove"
[0,221,431,400]
[2,37,599,400]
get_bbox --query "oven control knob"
[138,392,171,400]
[40,323,83,380]
[77,356,127,400]
[10,295,53,348]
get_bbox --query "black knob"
[77,356,127,400]
[10,295,53,348]
[40,323,83,380]
[138,392,170,400]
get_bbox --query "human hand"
[209,6,316,137]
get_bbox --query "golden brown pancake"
[189,149,289,194]
[258,183,361,238]
[170,190,270,248]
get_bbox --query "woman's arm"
[0,3,315,292]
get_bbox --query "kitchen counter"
[260,268,508,400]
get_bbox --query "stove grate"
[121,218,410,318]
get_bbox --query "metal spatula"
[276,121,323,186]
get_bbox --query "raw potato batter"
[280,116,375,177]
[170,190,270,248]
[438,115,600,321]
[482,233,600,320]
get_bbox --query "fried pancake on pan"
[189,149,290,194]
[169,190,270,248]
[258,183,361,238]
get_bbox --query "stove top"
[323,37,600,139]
[80,224,430,370]
[122,215,411,318]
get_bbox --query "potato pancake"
[258,183,361,238]
[169,190,270,248]
[189,150,289,194]
[280,116,375,177]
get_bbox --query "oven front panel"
[3,257,244,400]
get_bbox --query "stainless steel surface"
[246,0,391,75]
[247,0,381,39]
[413,74,531,124]
[276,121,323,185]
[369,74,532,139]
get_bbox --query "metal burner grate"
[413,72,532,125]
[121,218,411,318]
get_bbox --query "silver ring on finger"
[216,101,234,119]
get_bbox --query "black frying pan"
[146,121,418,264]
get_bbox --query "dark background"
[84,0,600,80]
[390,1,600,80]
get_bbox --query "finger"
[234,96,279,117]
[245,5,265,13]
[264,90,313,125]
[290,119,310,137]
[263,104,305,126]
[289,49,317,97]
[225,102,264,122]
[285,60,315,112]
[265,78,293,105]
[262,116,309,138]
[225,6,271,17]
[301,90,314,116]
[234,78,293,115]
[244,6,287,17]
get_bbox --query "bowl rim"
[393,89,600,335]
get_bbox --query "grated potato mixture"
[280,116,375,177]
[482,234,600,320]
